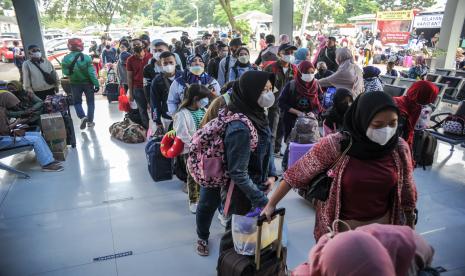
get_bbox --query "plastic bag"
[288,114,320,144]
[232,214,279,256]
[118,86,130,112]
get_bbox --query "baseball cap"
[278,43,297,53]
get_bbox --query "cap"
[28,44,39,51]
[229,38,245,47]
[278,43,297,53]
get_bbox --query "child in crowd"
[173,84,210,214]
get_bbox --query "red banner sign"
[380,31,410,44]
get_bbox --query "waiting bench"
[0,144,33,178]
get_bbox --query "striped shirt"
[189,108,206,130]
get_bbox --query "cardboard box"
[40,113,67,141]
[52,147,68,161]
[48,139,67,152]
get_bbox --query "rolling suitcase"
[105,83,119,103]
[217,208,287,276]
[288,143,314,168]
[145,136,173,182]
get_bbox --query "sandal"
[196,239,209,256]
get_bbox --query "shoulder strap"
[224,55,231,81]
[31,61,47,75]
[69,53,84,75]
[222,93,231,106]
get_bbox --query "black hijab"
[342,92,399,160]
[323,88,352,130]
[229,71,274,133]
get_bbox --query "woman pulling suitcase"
[262,92,418,241]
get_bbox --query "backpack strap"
[69,53,84,75]
[224,55,231,82]
[223,181,235,216]
[222,93,231,106]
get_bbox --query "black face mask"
[133,46,143,53]
[318,69,326,75]
[105,45,111,49]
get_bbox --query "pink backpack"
[187,108,258,188]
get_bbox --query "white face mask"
[257,91,275,108]
[281,55,295,64]
[301,73,315,82]
[154,52,161,61]
[238,55,250,64]
[190,65,204,76]
[199,97,209,108]
[366,126,397,145]
[31,52,42,59]
[162,64,176,74]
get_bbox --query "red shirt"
[340,154,398,221]
[126,53,152,89]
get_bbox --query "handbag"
[31,61,57,85]
[306,133,352,201]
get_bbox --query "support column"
[272,0,294,42]
[12,0,45,58]
[435,0,465,69]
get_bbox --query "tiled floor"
[1,98,465,276]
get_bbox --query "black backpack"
[412,130,437,169]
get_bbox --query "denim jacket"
[224,120,277,208]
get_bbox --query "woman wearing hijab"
[294,48,310,65]
[228,47,256,82]
[278,61,323,142]
[363,66,384,93]
[262,92,417,241]
[219,71,278,252]
[408,56,429,80]
[291,224,434,276]
[394,81,439,150]
[312,35,327,65]
[5,81,43,126]
[322,88,353,136]
[318,48,364,96]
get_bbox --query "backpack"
[288,114,320,144]
[442,115,465,136]
[413,130,437,169]
[322,87,337,109]
[109,118,146,144]
[187,108,258,188]
[415,105,433,130]
[145,136,173,182]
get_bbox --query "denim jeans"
[196,187,221,240]
[133,88,149,129]
[71,84,95,122]
[0,132,54,166]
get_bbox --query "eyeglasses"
[31,49,41,53]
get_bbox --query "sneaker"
[196,239,209,256]
[217,213,228,227]
[42,163,64,172]
[87,122,95,128]
[182,183,188,194]
[189,203,197,214]
[80,117,88,130]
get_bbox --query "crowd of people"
[2,28,447,274]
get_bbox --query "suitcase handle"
[255,208,285,271]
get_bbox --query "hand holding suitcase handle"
[255,208,286,271]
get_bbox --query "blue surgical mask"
[199,97,209,108]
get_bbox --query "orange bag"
[118,86,130,112]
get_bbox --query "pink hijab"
[312,35,327,65]
[292,224,431,276]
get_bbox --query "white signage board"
[413,14,443,29]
